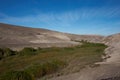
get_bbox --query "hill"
[0,23,104,50]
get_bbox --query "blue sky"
[0,0,120,35]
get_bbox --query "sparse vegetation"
[0,48,16,60]
[0,71,34,80]
[0,41,107,80]
[25,60,66,78]
[19,47,37,56]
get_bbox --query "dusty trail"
[48,38,120,80]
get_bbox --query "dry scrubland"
[1,23,120,80]
[0,41,107,80]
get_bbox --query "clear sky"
[0,0,120,35]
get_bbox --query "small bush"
[25,64,44,78]
[36,47,42,54]
[25,60,66,78]
[0,48,15,60]
[80,41,107,48]
[0,48,4,60]
[2,48,15,57]
[37,47,42,51]
[42,60,65,75]
[19,47,36,56]
[0,71,34,80]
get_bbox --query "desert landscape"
[0,23,120,80]
[0,0,120,80]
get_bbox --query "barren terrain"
[0,23,120,80]
[0,23,104,50]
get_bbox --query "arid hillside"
[0,23,77,49]
[0,23,104,49]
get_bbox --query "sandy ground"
[47,41,120,80]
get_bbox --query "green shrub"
[37,47,42,51]
[80,41,107,48]
[0,48,17,60]
[43,60,66,75]
[25,60,66,78]
[25,64,44,78]
[2,48,15,57]
[0,71,34,80]
[19,47,36,56]
[0,48,4,60]
[36,47,43,54]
